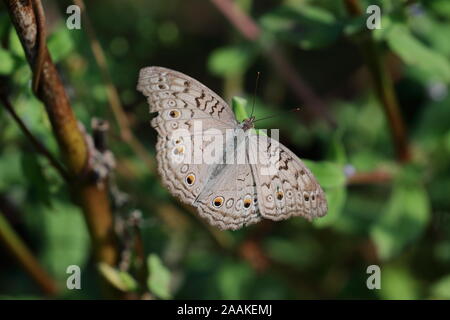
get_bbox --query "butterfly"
[137,67,327,230]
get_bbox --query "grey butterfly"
[137,66,327,230]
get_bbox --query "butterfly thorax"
[240,116,256,131]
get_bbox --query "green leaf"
[47,26,74,63]
[302,160,346,189]
[379,265,420,299]
[314,185,346,228]
[21,152,51,206]
[430,275,450,299]
[0,48,15,75]
[119,271,139,292]
[9,28,25,58]
[370,169,430,260]
[428,0,450,18]
[384,23,450,82]
[260,5,341,50]
[0,149,27,190]
[232,96,249,122]
[147,254,171,299]
[98,263,138,292]
[208,45,255,77]
[303,160,346,228]
[37,201,90,281]
[217,261,253,299]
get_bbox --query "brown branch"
[0,93,70,183]
[210,0,336,126]
[346,170,393,185]
[344,0,411,163]
[0,211,58,296]
[4,0,118,270]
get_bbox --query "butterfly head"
[241,116,256,131]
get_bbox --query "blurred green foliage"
[0,0,449,299]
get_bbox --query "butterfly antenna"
[253,107,301,123]
[250,71,260,118]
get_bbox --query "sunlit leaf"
[37,201,90,282]
[147,254,171,299]
[371,168,430,260]
[384,23,450,82]
[314,185,346,228]
[208,45,255,77]
[430,275,450,299]
[303,160,346,189]
[379,265,420,299]
[47,26,74,63]
[98,263,138,292]
[0,48,15,75]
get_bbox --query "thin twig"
[73,0,155,172]
[344,0,411,162]
[31,0,46,94]
[0,211,58,296]
[0,93,70,183]
[210,0,336,126]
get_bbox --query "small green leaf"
[36,201,90,281]
[430,275,450,299]
[303,160,346,228]
[9,28,25,58]
[98,263,138,292]
[302,160,346,189]
[119,271,139,292]
[47,26,74,62]
[147,254,171,299]
[379,266,420,299]
[21,152,51,206]
[232,96,249,122]
[371,169,430,260]
[428,0,450,18]
[231,96,267,136]
[208,45,255,77]
[0,48,15,75]
[314,185,346,228]
[217,261,253,299]
[384,23,450,82]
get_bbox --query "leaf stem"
[344,0,411,162]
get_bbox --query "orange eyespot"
[186,174,195,185]
[212,196,224,208]
[276,191,284,201]
[243,198,252,209]
[169,110,180,119]
[173,146,185,155]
